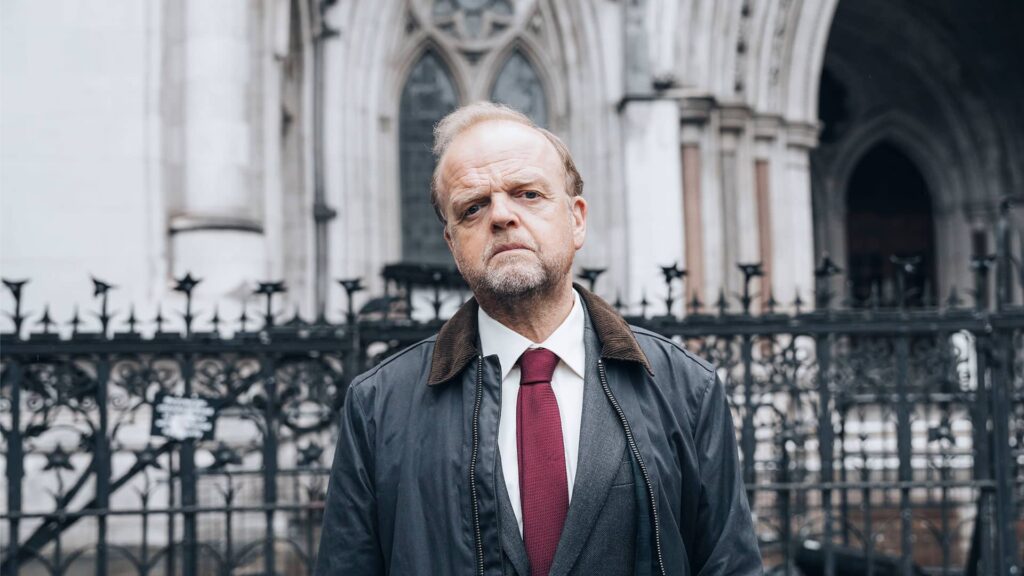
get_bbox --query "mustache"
[485,237,538,259]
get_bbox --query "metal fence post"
[741,334,756,509]
[94,357,111,576]
[990,337,1020,575]
[816,333,835,576]
[181,354,198,576]
[4,359,23,576]
[895,334,914,576]
[263,353,279,576]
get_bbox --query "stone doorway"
[845,142,936,307]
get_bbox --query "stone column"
[718,104,761,299]
[621,99,686,313]
[773,121,818,307]
[680,128,705,304]
[166,0,266,302]
[754,115,782,308]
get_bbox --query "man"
[316,102,762,575]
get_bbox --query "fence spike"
[737,262,763,315]
[688,292,703,315]
[173,273,202,334]
[577,268,606,293]
[39,305,55,335]
[337,278,365,324]
[254,281,287,329]
[659,263,686,317]
[126,305,137,334]
[3,278,28,337]
[715,289,728,316]
[890,255,921,309]
[68,306,82,335]
[153,305,165,334]
[91,277,116,337]
[970,254,996,311]
[238,304,250,333]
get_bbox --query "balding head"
[431,102,583,224]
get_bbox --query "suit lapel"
[548,318,627,576]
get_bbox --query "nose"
[488,193,519,230]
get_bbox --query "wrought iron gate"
[2,249,1022,575]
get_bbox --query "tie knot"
[517,348,559,386]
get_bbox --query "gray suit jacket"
[497,314,638,576]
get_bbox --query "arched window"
[491,50,548,127]
[399,51,459,264]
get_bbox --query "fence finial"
[577,268,606,293]
[660,263,687,317]
[173,273,202,335]
[814,254,842,309]
[92,277,116,337]
[337,278,365,324]
[2,278,28,338]
[737,262,764,314]
[254,281,287,329]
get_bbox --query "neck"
[476,277,575,343]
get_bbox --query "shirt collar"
[477,289,585,381]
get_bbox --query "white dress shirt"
[478,290,586,535]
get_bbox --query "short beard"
[454,244,571,311]
[477,259,556,305]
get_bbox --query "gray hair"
[430,101,583,224]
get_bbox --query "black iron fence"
[2,221,1023,575]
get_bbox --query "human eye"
[520,190,541,200]
[461,201,486,220]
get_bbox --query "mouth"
[490,242,533,258]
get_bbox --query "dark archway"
[846,142,936,307]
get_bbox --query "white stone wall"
[1,0,842,325]
[1,0,167,328]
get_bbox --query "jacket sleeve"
[691,374,763,575]
[315,379,385,575]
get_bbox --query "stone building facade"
[2,0,1022,325]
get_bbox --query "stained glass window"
[399,51,459,264]
[491,50,548,127]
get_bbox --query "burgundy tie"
[516,347,568,576]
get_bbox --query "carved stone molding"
[409,0,538,54]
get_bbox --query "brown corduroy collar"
[426,283,654,386]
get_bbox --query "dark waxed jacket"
[315,285,762,575]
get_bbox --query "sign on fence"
[150,393,219,441]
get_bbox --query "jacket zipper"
[598,359,667,576]
[470,356,485,576]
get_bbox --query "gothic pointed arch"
[845,141,937,307]
[399,49,460,264]
[489,47,549,127]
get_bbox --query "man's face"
[438,120,587,301]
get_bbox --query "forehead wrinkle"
[447,159,544,194]
[438,119,565,204]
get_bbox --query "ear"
[443,224,454,251]
[570,196,587,250]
